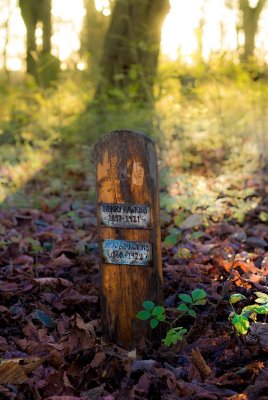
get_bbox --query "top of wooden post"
[93,130,155,166]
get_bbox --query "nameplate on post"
[102,239,152,266]
[100,203,150,228]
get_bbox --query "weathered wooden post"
[93,130,163,348]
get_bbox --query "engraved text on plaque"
[102,239,152,266]
[100,203,150,229]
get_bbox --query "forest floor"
[0,145,267,400]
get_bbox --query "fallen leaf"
[90,351,106,368]
[14,255,34,265]
[250,322,268,351]
[181,214,204,230]
[52,254,73,267]
[131,359,159,372]
[45,397,83,400]
[0,357,43,384]
[32,309,56,328]
[34,277,73,288]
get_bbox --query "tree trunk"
[2,0,12,80]
[239,0,266,62]
[41,0,52,54]
[81,0,110,74]
[19,0,52,76]
[95,0,170,104]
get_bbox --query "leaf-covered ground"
[0,152,268,400]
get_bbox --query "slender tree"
[239,0,266,62]
[95,0,170,104]
[1,0,13,79]
[81,0,110,74]
[19,0,52,77]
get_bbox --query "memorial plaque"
[93,130,163,348]
[102,239,152,265]
[100,203,150,228]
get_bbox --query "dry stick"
[191,348,212,379]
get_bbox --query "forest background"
[0,1,268,399]
[0,0,268,208]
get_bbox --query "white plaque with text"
[100,203,150,229]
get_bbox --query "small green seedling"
[27,238,42,255]
[163,327,187,347]
[177,288,207,318]
[136,301,166,329]
[137,288,207,347]
[229,292,268,335]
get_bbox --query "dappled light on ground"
[0,146,53,205]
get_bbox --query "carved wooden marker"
[93,130,163,348]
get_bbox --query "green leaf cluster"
[176,247,191,259]
[259,211,268,222]
[163,327,187,347]
[136,288,208,348]
[230,293,247,304]
[177,288,207,318]
[27,238,42,254]
[230,292,268,335]
[231,313,249,335]
[136,301,166,329]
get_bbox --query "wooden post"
[93,130,163,348]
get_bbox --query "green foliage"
[191,231,204,240]
[137,289,207,347]
[176,247,191,259]
[136,301,166,330]
[143,301,155,311]
[254,292,268,305]
[27,238,42,254]
[259,212,268,222]
[136,310,151,320]
[138,290,267,346]
[231,313,250,335]
[229,292,268,335]
[37,53,61,88]
[230,293,247,304]
[158,60,267,226]
[164,234,178,248]
[163,327,187,347]
[192,288,207,303]
[1,59,268,210]
[160,175,259,227]
[177,289,207,319]
[178,294,192,303]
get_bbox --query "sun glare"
[95,0,111,16]
[0,0,268,71]
[161,0,238,62]
[52,0,85,61]
[0,0,86,70]
[161,0,200,61]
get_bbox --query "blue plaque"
[102,239,152,266]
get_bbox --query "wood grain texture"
[93,130,163,348]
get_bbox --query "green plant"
[136,301,166,329]
[229,292,268,335]
[27,238,42,254]
[137,288,207,347]
[163,327,187,347]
